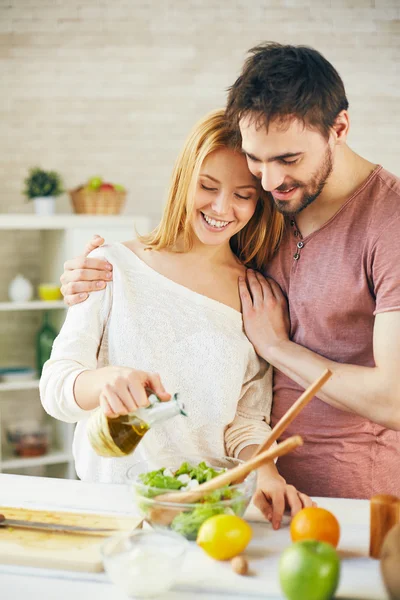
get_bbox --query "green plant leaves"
[23,167,64,199]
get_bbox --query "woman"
[42,110,312,529]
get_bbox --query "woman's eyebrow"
[200,173,220,183]
[236,184,258,190]
[200,173,257,190]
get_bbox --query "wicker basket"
[69,187,126,215]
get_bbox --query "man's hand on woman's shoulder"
[60,234,113,306]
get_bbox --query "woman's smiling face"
[191,147,260,247]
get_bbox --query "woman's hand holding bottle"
[73,366,170,414]
[98,367,171,418]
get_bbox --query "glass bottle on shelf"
[36,311,57,377]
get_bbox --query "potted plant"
[23,167,64,216]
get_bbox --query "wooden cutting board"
[0,506,142,572]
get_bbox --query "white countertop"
[0,474,388,600]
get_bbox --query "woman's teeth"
[202,212,230,229]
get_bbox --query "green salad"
[136,461,247,540]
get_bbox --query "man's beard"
[272,146,333,216]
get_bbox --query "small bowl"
[6,420,51,457]
[38,284,62,301]
[101,529,187,598]
[126,454,256,540]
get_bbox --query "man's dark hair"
[226,42,349,139]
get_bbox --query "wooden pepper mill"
[370,494,400,559]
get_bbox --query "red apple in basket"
[99,183,115,192]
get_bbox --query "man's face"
[239,115,334,215]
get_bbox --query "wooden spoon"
[253,368,332,458]
[147,435,303,526]
[229,368,331,487]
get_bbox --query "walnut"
[231,555,249,576]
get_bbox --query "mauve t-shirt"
[266,166,400,499]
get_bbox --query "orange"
[290,507,340,548]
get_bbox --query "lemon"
[196,514,252,561]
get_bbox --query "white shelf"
[1,450,73,469]
[0,379,39,392]
[0,300,65,311]
[0,214,151,230]
[0,213,144,480]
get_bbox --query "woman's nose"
[211,191,231,215]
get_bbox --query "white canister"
[8,274,34,302]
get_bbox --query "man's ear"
[332,110,350,145]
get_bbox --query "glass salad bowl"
[126,454,256,540]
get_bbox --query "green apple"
[114,183,125,192]
[279,540,340,600]
[88,176,102,190]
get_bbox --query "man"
[61,43,400,509]
[227,43,400,506]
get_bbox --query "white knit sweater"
[40,243,273,483]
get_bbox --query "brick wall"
[0,0,399,342]
[1,0,399,223]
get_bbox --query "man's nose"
[260,165,285,192]
[211,191,230,215]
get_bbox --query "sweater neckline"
[115,242,244,323]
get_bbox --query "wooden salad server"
[149,435,303,526]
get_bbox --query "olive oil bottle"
[87,393,186,457]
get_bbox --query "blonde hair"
[140,109,284,270]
